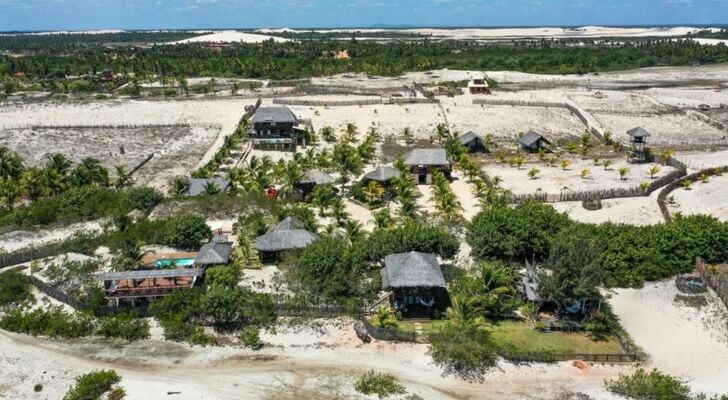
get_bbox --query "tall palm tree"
[373,208,394,229]
[46,153,72,176]
[280,162,304,198]
[331,198,350,226]
[0,178,21,210]
[19,167,46,202]
[435,123,449,145]
[343,219,364,243]
[72,158,109,187]
[363,180,386,203]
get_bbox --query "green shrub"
[355,223,459,263]
[163,214,212,249]
[354,370,406,399]
[239,326,262,349]
[95,311,150,341]
[188,326,217,346]
[0,270,33,307]
[122,187,163,211]
[606,368,691,400]
[0,306,94,338]
[427,322,498,376]
[63,370,121,400]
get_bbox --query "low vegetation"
[0,270,33,308]
[63,369,124,400]
[354,371,406,399]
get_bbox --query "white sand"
[0,323,629,400]
[552,190,665,226]
[609,280,728,395]
[0,221,104,253]
[488,158,674,196]
[669,174,728,222]
[171,31,289,44]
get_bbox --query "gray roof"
[187,178,230,196]
[519,130,550,147]
[381,251,446,289]
[299,169,336,185]
[363,166,401,182]
[97,268,203,281]
[255,216,319,252]
[252,107,298,124]
[458,131,482,145]
[194,241,233,265]
[627,127,651,138]
[403,148,450,166]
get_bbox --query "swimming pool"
[155,258,196,269]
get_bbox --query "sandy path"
[669,174,728,222]
[449,175,481,222]
[0,220,104,253]
[0,327,628,400]
[609,280,728,395]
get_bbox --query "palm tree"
[445,294,486,329]
[363,180,386,203]
[114,165,131,189]
[0,178,21,210]
[320,126,336,143]
[46,153,72,175]
[343,219,364,243]
[310,184,336,216]
[169,176,190,196]
[560,159,572,171]
[72,158,109,187]
[618,167,630,180]
[113,237,153,271]
[373,208,394,229]
[371,306,398,328]
[331,198,350,226]
[649,164,661,178]
[41,167,67,196]
[400,127,414,145]
[435,123,449,145]
[280,162,304,198]
[19,167,46,201]
[397,197,419,221]
[343,122,359,143]
[0,147,24,180]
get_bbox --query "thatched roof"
[255,216,319,252]
[381,251,445,289]
[187,178,230,196]
[363,166,401,182]
[627,127,651,138]
[458,131,482,145]
[299,169,336,185]
[194,241,233,265]
[404,148,450,166]
[519,130,550,147]
[252,107,298,124]
[97,268,203,281]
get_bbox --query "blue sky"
[0,0,726,32]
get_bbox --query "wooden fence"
[657,164,727,222]
[0,243,70,269]
[695,256,728,309]
[268,78,311,87]
[274,304,358,318]
[273,98,382,107]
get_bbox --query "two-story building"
[250,106,308,151]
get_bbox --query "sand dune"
[171,30,289,44]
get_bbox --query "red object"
[266,187,278,199]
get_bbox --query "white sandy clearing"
[669,174,728,222]
[552,190,665,226]
[609,280,728,395]
[449,175,481,222]
[676,149,728,171]
[0,323,630,400]
[488,158,673,197]
[171,31,289,44]
[0,221,104,253]
[344,199,375,231]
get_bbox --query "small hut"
[295,169,336,200]
[404,148,452,185]
[626,127,651,163]
[519,130,551,152]
[458,131,487,153]
[468,77,490,94]
[186,178,230,196]
[254,217,319,262]
[194,236,233,267]
[381,251,449,318]
[363,166,401,185]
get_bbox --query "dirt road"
[0,327,626,400]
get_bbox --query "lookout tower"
[626,127,651,162]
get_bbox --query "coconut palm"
[435,123,449,145]
[320,126,336,143]
[445,294,486,329]
[343,122,359,143]
[331,198,350,226]
[649,164,661,178]
[397,197,419,221]
[618,167,630,180]
[310,184,336,216]
[280,162,304,198]
[373,207,394,229]
[0,147,24,180]
[363,180,386,203]
[0,178,21,210]
[46,153,72,175]
[400,127,414,145]
[114,165,131,189]
[72,157,109,187]
[343,219,365,243]
[41,167,68,196]
[19,167,46,201]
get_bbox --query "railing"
[359,317,418,343]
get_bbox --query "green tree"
[0,270,33,307]
[606,368,691,400]
[164,214,212,249]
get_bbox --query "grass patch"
[489,320,624,354]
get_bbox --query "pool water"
[155,258,196,269]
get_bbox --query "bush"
[427,321,498,377]
[188,326,217,346]
[63,370,122,400]
[0,306,94,338]
[95,311,150,341]
[163,214,212,249]
[122,187,163,211]
[354,370,406,399]
[291,237,362,303]
[606,368,691,400]
[239,326,262,349]
[467,202,571,261]
[0,270,33,307]
[355,223,459,263]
